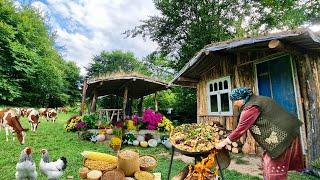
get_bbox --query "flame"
[184,150,219,180]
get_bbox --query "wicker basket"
[118,150,140,176]
[139,155,157,172]
[83,158,117,172]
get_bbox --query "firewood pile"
[170,123,242,154]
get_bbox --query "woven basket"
[139,155,157,172]
[118,149,140,176]
[83,158,117,172]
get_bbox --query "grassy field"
[0,112,317,180]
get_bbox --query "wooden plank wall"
[197,52,258,154]
[295,53,320,165]
[197,51,320,160]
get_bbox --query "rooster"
[40,149,67,180]
[16,147,37,180]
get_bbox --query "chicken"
[16,147,37,180]
[39,149,67,180]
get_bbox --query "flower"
[76,121,87,130]
[132,114,139,125]
[157,116,174,132]
[142,109,163,130]
[126,120,136,131]
[110,137,122,146]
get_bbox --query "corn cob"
[81,151,117,163]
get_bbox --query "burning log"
[184,150,219,180]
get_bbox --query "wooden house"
[171,29,320,165]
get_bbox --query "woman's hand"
[215,138,231,149]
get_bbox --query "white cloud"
[30,0,159,75]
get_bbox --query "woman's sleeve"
[228,105,261,142]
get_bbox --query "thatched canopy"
[86,72,170,98]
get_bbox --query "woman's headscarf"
[230,87,253,102]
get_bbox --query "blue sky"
[15,0,159,75]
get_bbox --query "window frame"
[207,76,233,116]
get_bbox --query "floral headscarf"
[230,87,253,102]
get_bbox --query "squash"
[133,140,139,146]
[140,141,148,147]
[148,139,158,147]
[137,135,145,142]
[96,134,106,142]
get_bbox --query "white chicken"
[15,147,37,180]
[39,149,67,180]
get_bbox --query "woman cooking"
[215,87,304,180]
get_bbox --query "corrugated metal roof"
[171,28,320,86]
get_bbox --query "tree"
[0,0,81,107]
[125,0,320,121]
[86,50,151,78]
[126,0,320,70]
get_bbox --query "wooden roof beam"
[177,77,199,83]
[268,39,306,55]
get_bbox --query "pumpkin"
[148,139,158,147]
[140,141,148,147]
[132,140,139,146]
[137,135,145,142]
[106,129,113,135]
[96,134,106,142]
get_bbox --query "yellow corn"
[81,151,117,163]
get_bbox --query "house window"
[208,76,232,116]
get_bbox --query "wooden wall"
[295,53,320,164]
[196,50,320,160]
[197,52,259,154]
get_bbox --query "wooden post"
[123,86,128,119]
[80,79,88,115]
[138,97,144,116]
[90,89,97,113]
[154,92,158,112]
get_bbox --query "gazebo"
[80,72,170,121]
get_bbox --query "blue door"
[256,56,298,116]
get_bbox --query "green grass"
[0,112,317,180]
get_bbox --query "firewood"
[226,145,232,151]
[219,130,224,135]
[231,147,241,154]
[232,142,239,147]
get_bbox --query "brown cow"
[0,109,28,144]
[28,109,40,132]
[57,107,68,114]
[46,108,57,123]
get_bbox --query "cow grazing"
[21,108,28,117]
[28,109,40,132]
[57,107,68,114]
[39,108,48,119]
[0,109,28,144]
[46,109,57,123]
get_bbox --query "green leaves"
[0,0,80,107]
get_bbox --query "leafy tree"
[86,50,151,77]
[125,0,320,121]
[0,0,81,107]
[126,0,320,70]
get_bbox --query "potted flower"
[110,136,122,152]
